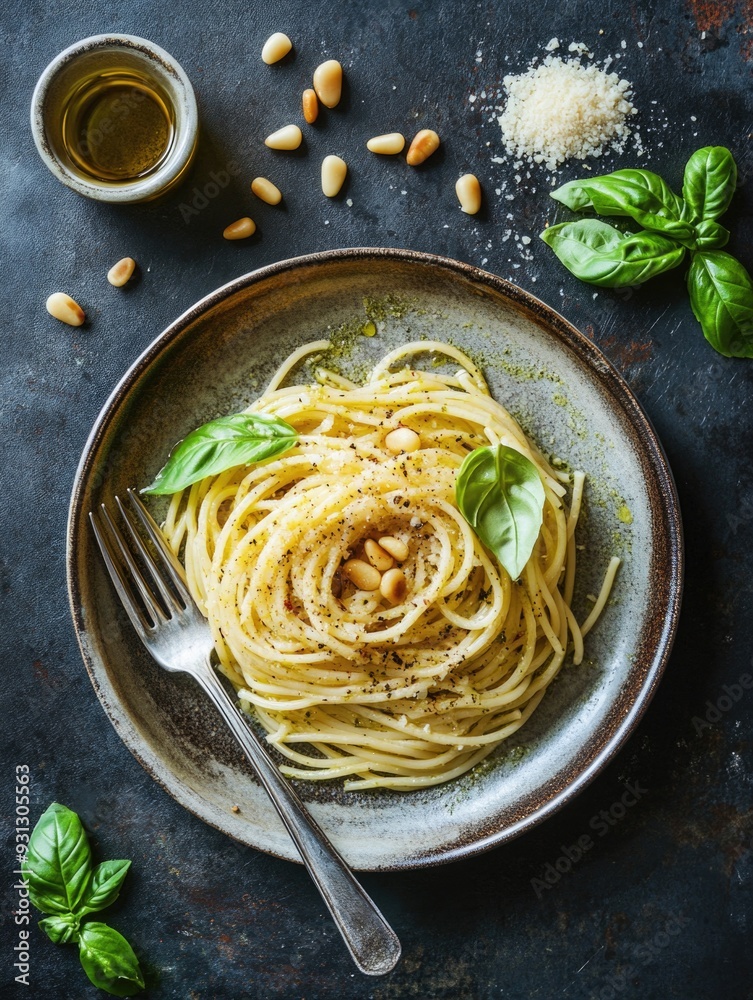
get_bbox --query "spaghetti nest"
[163,340,617,790]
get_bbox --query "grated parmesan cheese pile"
[498,52,636,172]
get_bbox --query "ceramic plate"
[67,248,682,871]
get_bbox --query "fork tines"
[89,489,190,636]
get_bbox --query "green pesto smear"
[363,293,414,322]
[618,504,633,525]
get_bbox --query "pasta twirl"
[162,341,619,790]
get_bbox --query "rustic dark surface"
[2,1,753,997]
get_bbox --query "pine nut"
[223,217,256,240]
[251,177,282,205]
[456,173,482,214]
[321,155,347,197]
[379,536,409,562]
[385,426,421,454]
[313,59,343,108]
[406,129,440,166]
[342,558,381,591]
[364,539,394,572]
[265,125,302,150]
[261,32,292,64]
[107,257,136,288]
[45,292,85,327]
[380,567,408,604]
[366,133,405,154]
[302,89,319,124]
[106,257,136,287]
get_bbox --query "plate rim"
[66,246,684,870]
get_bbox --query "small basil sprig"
[455,444,545,580]
[541,145,753,358]
[144,412,298,495]
[540,220,685,288]
[22,803,144,997]
[688,251,753,357]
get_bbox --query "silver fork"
[89,489,401,977]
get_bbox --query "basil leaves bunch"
[455,444,545,580]
[540,146,753,358]
[144,412,299,495]
[22,803,144,996]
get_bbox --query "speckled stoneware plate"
[67,248,682,871]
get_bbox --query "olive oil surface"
[61,68,174,183]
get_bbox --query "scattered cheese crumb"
[497,54,636,171]
[545,37,560,51]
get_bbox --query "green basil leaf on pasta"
[144,413,299,495]
[78,923,145,997]
[682,146,737,223]
[687,251,753,358]
[455,444,545,580]
[551,168,693,241]
[79,861,132,916]
[540,220,686,287]
[39,913,81,945]
[22,803,93,915]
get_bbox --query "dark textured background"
[2,1,753,997]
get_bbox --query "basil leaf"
[144,412,298,495]
[23,803,92,915]
[79,861,132,916]
[39,913,80,945]
[552,169,693,241]
[695,219,730,250]
[687,251,753,358]
[549,179,594,212]
[540,220,686,288]
[682,146,737,223]
[455,444,545,580]
[79,923,145,997]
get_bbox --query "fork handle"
[193,662,401,976]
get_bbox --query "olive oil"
[60,68,174,183]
